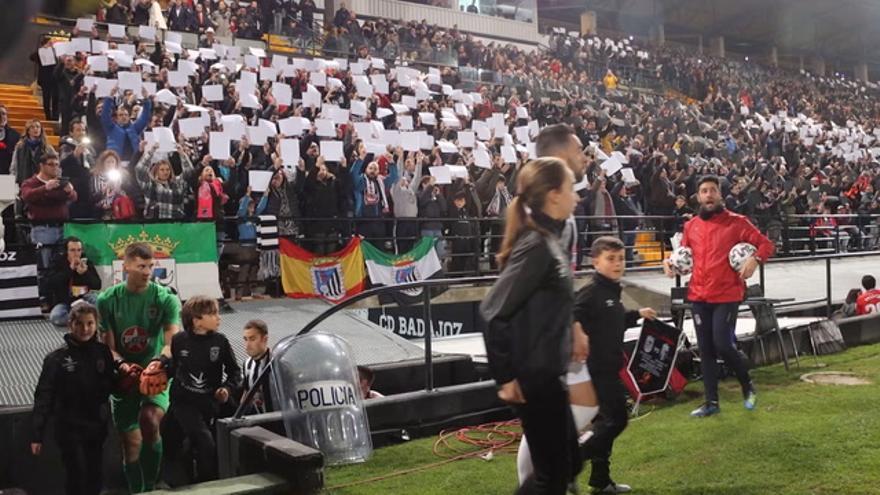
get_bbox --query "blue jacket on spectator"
[237,195,257,243]
[100,97,152,159]
[351,158,398,217]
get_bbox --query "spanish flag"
[279,237,366,301]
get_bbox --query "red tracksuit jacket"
[682,209,775,303]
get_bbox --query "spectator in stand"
[0,104,20,247]
[46,236,101,326]
[149,0,168,29]
[54,56,84,138]
[224,188,260,299]
[673,194,694,232]
[195,164,229,222]
[856,275,880,315]
[466,0,479,13]
[20,153,77,272]
[418,175,447,260]
[390,149,424,253]
[30,36,58,122]
[100,88,153,161]
[135,142,196,219]
[194,4,212,34]
[167,0,197,32]
[90,150,135,221]
[447,190,479,273]
[352,148,398,248]
[132,0,152,25]
[210,2,233,37]
[300,0,317,29]
[11,119,55,185]
[101,0,129,25]
[257,166,303,240]
[302,156,346,255]
[59,120,97,219]
[333,2,353,28]
[0,104,20,176]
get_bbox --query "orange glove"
[115,362,143,395]
[139,359,169,396]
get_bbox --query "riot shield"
[271,333,372,465]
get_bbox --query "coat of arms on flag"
[280,237,365,301]
[63,223,222,300]
[311,263,346,301]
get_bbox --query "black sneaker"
[690,401,720,418]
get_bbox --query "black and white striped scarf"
[257,215,279,280]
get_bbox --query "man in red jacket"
[663,176,774,418]
[20,152,77,272]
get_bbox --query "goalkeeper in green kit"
[98,242,181,493]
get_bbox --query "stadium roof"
[540,0,880,74]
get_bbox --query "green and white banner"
[362,238,442,303]
[63,223,222,300]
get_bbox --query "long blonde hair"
[496,157,570,269]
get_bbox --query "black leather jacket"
[480,213,573,396]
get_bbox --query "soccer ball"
[729,243,757,272]
[668,246,694,276]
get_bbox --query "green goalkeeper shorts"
[110,388,170,432]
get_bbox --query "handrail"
[231,244,875,418]
[232,274,496,418]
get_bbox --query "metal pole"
[826,257,832,318]
[422,286,435,392]
[759,262,765,292]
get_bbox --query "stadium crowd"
[2,1,880,307]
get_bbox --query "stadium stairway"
[634,230,664,265]
[0,83,59,148]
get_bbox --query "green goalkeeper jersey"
[97,282,181,367]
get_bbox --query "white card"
[280,138,300,166]
[249,170,274,192]
[38,47,56,66]
[71,37,91,54]
[260,67,278,82]
[221,114,246,140]
[153,127,177,153]
[167,70,189,88]
[117,71,142,92]
[279,117,305,136]
[108,24,126,39]
[152,88,177,106]
[321,140,344,161]
[202,84,224,102]
[271,82,292,106]
[429,166,452,184]
[458,131,475,148]
[351,100,368,117]
[95,78,117,98]
[178,117,206,139]
[501,145,517,163]
[315,119,336,137]
[76,18,94,32]
[474,148,491,169]
[209,132,231,160]
[240,92,261,109]
[138,25,157,41]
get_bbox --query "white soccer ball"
[729,242,757,272]
[668,246,693,276]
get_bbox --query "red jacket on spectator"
[682,209,775,303]
[856,289,880,315]
[20,175,77,223]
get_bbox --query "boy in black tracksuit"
[160,296,241,485]
[32,303,116,495]
[574,237,656,494]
